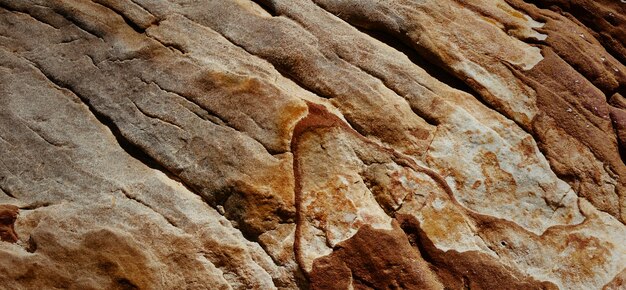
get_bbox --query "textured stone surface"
[0,0,625,289]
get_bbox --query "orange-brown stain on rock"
[496,3,527,20]
[362,164,433,214]
[480,15,504,28]
[479,150,517,195]
[305,176,363,244]
[409,127,431,141]
[603,268,626,290]
[292,101,356,278]
[292,101,559,289]
[510,135,541,168]
[554,234,611,285]
[291,102,446,280]
[0,204,19,243]
[398,215,559,290]
[418,202,466,243]
[511,48,626,221]
[80,229,155,290]
[387,169,428,210]
[309,224,444,290]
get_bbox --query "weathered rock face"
[0,0,624,289]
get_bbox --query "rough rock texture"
[0,0,625,289]
[0,205,18,243]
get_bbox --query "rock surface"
[0,0,625,289]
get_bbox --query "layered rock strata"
[0,0,624,289]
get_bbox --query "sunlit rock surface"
[0,0,625,289]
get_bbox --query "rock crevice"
[0,0,625,289]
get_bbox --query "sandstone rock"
[0,205,18,243]
[0,0,624,289]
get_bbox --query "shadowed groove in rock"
[397,214,559,290]
[93,0,147,34]
[306,0,538,134]
[250,0,278,17]
[10,47,275,244]
[1,0,626,288]
[522,0,626,65]
[354,27,476,95]
[23,57,173,179]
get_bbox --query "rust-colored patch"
[480,15,503,27]
[292,102,457,279]
[0,204,19,243]
[509,48,626,221]
[309,223,443,290]
[361,164,432,214]
[603,268,626,290]
[291,102,567,288]
[292,102,353,279]
[510,135,540,168]
[397,215,559,290]
[305,175,363,245]
[555,234,610,284]
[522,0,626,65]
[417,202,467,244]
[409,127,431,141]
[496,2,527,20]
[479,151,517,197]
[608,94,626,156]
